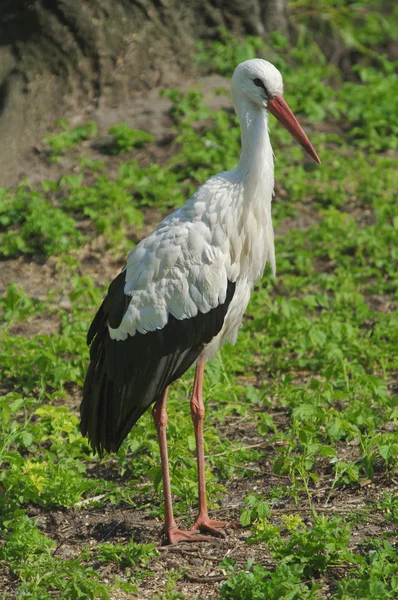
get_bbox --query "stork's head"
[231,59,320,164]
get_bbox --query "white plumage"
[109,59,282,358]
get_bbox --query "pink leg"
[190,357,237,537]
[152,387,209,544]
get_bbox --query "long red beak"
[268,94,321,164]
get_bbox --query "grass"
[44,119,98,159]
[107,123,155,153]
[0,2,397,598]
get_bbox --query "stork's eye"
[253,78,269,97]
[253,78,264,88]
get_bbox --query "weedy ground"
[1,1,397,598]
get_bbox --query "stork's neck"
[235,99,274,182]
[229,97,276,276]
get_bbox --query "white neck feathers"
[235,98,274,179]
[230,98,276,276]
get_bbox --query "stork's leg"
[190,357,235,536]
[152,387,209,544]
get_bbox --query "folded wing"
[80,216,235,454]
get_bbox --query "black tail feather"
[80,277,236,454]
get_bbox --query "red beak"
[268,94,321,164]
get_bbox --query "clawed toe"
[164,526,212,545]
[190,517,240,537]
[162,516,240,544]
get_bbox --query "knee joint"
[191,399,205,422]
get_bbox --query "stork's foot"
[164,525,212,545]
[190,514,240,538]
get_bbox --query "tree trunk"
[0,0,290,186]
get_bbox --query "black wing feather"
[80,273,236,454]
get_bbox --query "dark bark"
[0,0,291,185]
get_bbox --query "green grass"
[0,185,83,257]
[219,539,398,600]
[108,122,155,153]
[0,2,397,597]
[44,119,98,159]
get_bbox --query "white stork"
[81,59,320,544]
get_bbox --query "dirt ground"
[22,477,396,599]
